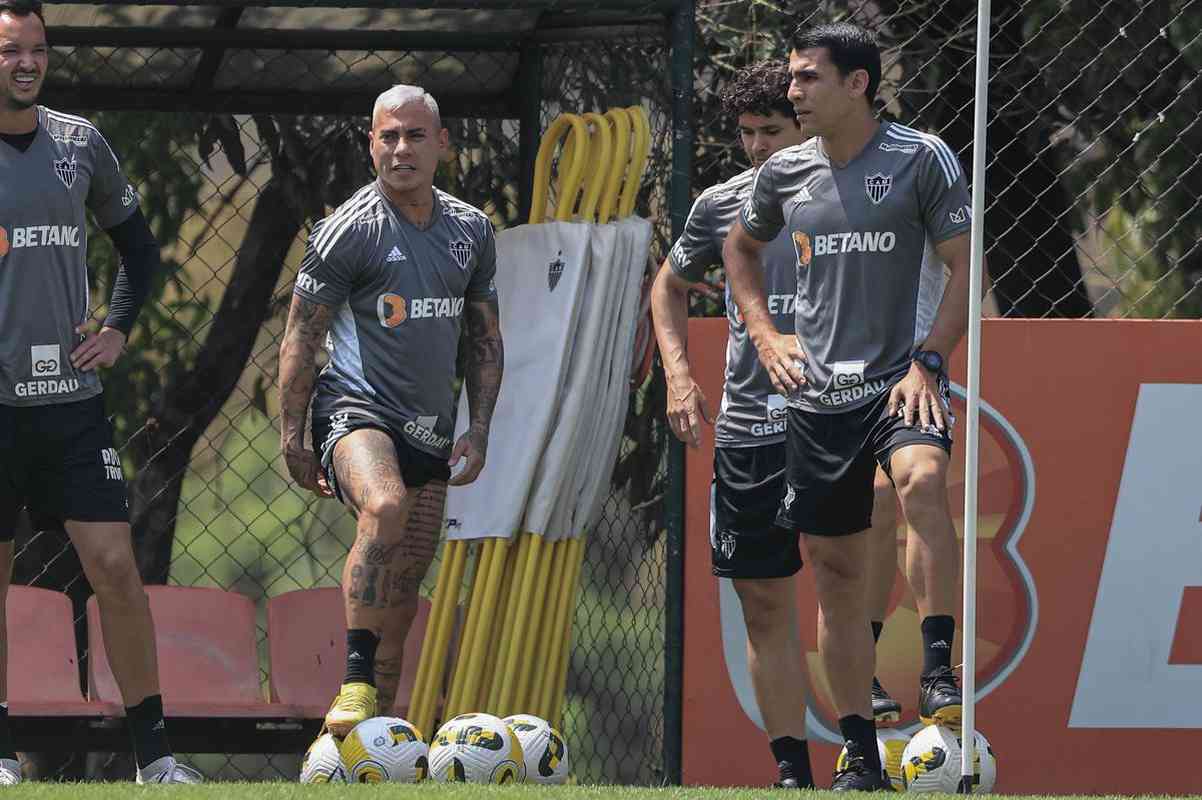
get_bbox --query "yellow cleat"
[324,682,378,738]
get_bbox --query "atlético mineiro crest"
[865,172,892,205]
[718,530,737,560]
[53,155,77,189]
[448,240,473,271]
[547,250,565,291]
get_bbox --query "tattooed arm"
[279,294,336,496]
[448,297,504,486]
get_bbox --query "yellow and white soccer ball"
[835,729,911,792]
[339,716,429,783]
[299,733,347,783]
[901,724,997,793]
[429,712,525,784]
[502,713,570,785]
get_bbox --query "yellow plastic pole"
[444,539,496,718]
[597,108,632,225]
[534,539,572,719]
[529,114,589,224]
[454,537,509,715]
[538,537,576,720]
[476,536,519,711]
[410,538,468,737]
[486,532,532,712]
[618,106,652,218]
[577,112,614,223]
[548,536,587,727]
[495,533,547,716]
[512,536,564,712]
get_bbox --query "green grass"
[4,787,1188,800]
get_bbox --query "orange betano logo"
[793,231,812,267]
[0,226,9,257]
[376,293,407,328]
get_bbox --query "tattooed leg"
[374,480,446,713]
[333,428,417,643]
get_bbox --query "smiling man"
[0,0,200,784]
[278,84,503,738]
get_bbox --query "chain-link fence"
[12,0,685,784]
[690,0,1200,320]
[13,0,1197,786]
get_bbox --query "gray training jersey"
[0,106,139,406]
[669,167,796,448]
[293,181,498,459]
[741,122,971,413]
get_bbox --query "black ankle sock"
[838,714,881,773]
[126,694,171,769]
[769,736,813,788]
[0,704,16,761]
[871,620,884,644]
[921,615,956,675]
[345,628,380,685]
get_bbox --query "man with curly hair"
[651,60,904,789]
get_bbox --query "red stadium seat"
[5,586,119,717]
[266,587,431,718]
[87,585,299,718]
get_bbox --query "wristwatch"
[912,349,945,376]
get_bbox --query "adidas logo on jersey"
[796,186,813,203]
[386,246,406,263]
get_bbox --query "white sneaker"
[0,758,20,784]
[136,755,204,784]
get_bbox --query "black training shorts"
[710,443,802,579]
[776,377,953,537]
[311,404,451,504]
[0,395,129,539]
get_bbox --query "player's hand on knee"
[888,364,945,431]
[283,439,332,497]
[755,332,806,395]
[448,429,487,486]
[70,324,126,371]
[666,377,711,448]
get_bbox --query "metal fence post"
[663,0,694,786]
[517,42,543,223]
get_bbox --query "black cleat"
[772,762,814,789]
[872,676,901,724]
[831,745,889,792]
[918,665,963,730]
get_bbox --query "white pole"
[960,0,991,794]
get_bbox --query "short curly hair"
[720,60,796,123]
[0,1,43,24]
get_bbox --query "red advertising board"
[682,319,1202,794]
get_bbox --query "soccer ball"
[502,713,570,785]
[299,733,347,783]
[835,729,911,791]
[339,716,429,783]
[429,712,525,783]
[901,724,997,793]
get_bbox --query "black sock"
[921,615,955,675]
[126,694,171,769]
[345,629,380,685]
[0,704,16,762]
[838,714,881,773]
[871,620,884,644]
[769,736,813,788]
